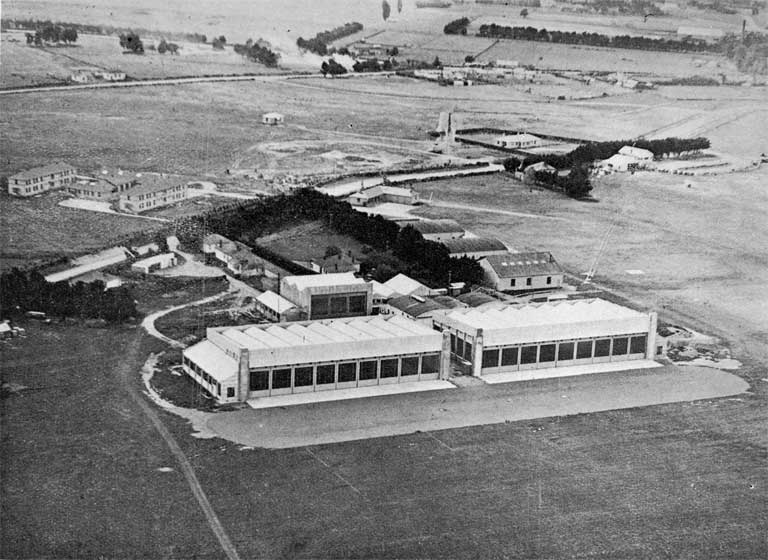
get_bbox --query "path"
[141,289,233,348]
[116,334,242,560]
[426,199,569,222]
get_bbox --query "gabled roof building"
[442,237,509,259]
[480,251,564,292]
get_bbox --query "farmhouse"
[280,272,372,319]
[348,185,419,207]
[131,253,178,274]
[384,273,432,297]
[8,163,77,197]
[118,176,187,213]
[262,112,284,125]
[410,219,465,241]
[201,234,264,276]
[254,291,302,322]
[442,237,509,259]
[480,251,564,291]
[432,298,657,380]
[384,294,466,325]
[182,315,449,403]
[496,133,542,150]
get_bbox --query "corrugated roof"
[10,162,75,181]
[383,273,430,296]
[388,294,463,318]
[283,272,363,290]
[443,237,508,255]
[411,219,464,235]
[482,251,562,278]
[369,280,397,299]
[456,291,499,307]
[256,291,296,313]
[184,340,238,383]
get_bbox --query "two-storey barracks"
[182,298,656,404]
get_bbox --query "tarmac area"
[203,364,748,449]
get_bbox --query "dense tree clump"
[321,58,348,76]
[23,22,78,45]
[212,35,227,50]
[233,39,280,67]
[720,32,768,74]
[444,17,471,35]
[0,269,137,323]
[477,23,718,53]
[157,39,179,54]
[175,189,483,288]
[296,22,364,56]
[119,31,144,54]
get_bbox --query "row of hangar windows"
[249,353,441,393]
[183,357,226,396]
[310,293,367,318]
[448,333,648,368]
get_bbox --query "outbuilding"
[496,133,542,150]
[442,237,509,259]
[262,112,285,125]
[131,252,178,274]
[410,219,465,241]
[433,298,657,381]
[182,315,450,403]
[254,290,302,322]
[480,251,564,291]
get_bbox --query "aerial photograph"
[0,0,766,558]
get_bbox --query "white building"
[131,242,160,256]
[348,185,419,207]
[410,219,465,242]
[433,298,657,380]
[262,112,284,125]
[131,252,178,274]
[369,280,397,313]
[118,176,187,213]
[496,133,542,150]
[383,273,432,298]
[45,247,130,284]
[480,251,564,292]
[280,272,372,319]
[8,163,77,197]
[182,315,450,403]
[618,146,654,161]
[254,290,301,322]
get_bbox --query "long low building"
[432,298,657,379]
[182,315,450,404]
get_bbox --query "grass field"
[255,220,369,262]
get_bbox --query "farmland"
[255,220,369,262]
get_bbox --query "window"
[546,276,552,285]
[526,278,532,286]
[348,295,366,314]
[226,387,235,398]
[330,296,347,315]
[401,357,419,376]
[380,358,398,378]
[421,354,440,374]
[510,279,516,287]
[501,347,518,366]
[630,335,647,354]
[360,360,377,380]
[250,370,269,391]
[594,339,611,358]
[539,344,556,363]
[456,338,464,357]
[450,333,456,353]
[482,349,500,368]
[311,295,329,316]
[612,337,628,355]
[463,342,473,361]
[520,345,537,364]
[576,340,593,359]
[272,368,292,389]
[558,342,575,361]
[316,364,336,384]
[294,366,313,387]
[338,362,357,382]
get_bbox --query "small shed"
[132,253,178,274]
[262,112,285,125]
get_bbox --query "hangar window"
[360,360,378,380]
[421,354,440,374]
[401,357,419,376]
[558,342,575,361]
[576,340,593,359]
[330,296,347,315]
[612,337,628,355]
[594,339,611,358]
[317,364,336,384]
[482,349,500,368]
[520,345,537,364]
[526,278,532,286]
[348,295,366,314]
[380,358,399,378]
[456,338,464,357]
[272,368,292,389]
[226,387,235,398]
[539,344,556,363]
[338,362,357,382]
[501,347,518,366]
[463,342,473,361]
[630,335,647,354]
[250,370,269,391]
[294,366,314,387]
[311,296,329,317]
[450,333,457,353]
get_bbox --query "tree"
[520,8,529,18]
[119,32,144,54]
[157,39,168,54]
[61,27,78,44]
[218,35,227,45]
[324,245,341,258]
[382,0,391,21]
[432,56,442,68]
[321,58,347,76]
[465,55,475,63]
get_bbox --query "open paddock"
[255,220,369,263]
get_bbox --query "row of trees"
[176,189,483,288]
[444,17,471,35]
[5,18,209,44]
[157,39,179,55]
[0,269,137,323]
[530,165,594,198]
[296,22,364,56]
[25,22,78,45]
[233,39,280,67]
[477,24,718,53]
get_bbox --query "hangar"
[182,315,450,404]
[432,298,657,380]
